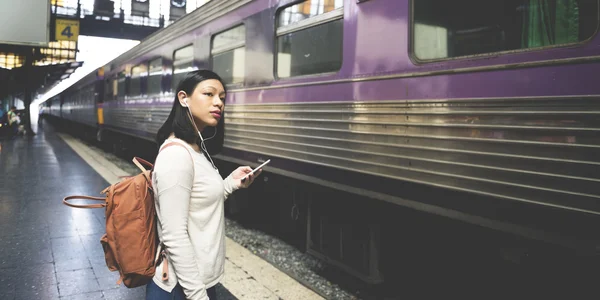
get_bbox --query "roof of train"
[59,0,254,95]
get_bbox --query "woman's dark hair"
[156,69,226,155]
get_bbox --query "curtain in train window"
[211,25,246,84]
[413,0,598,60]
[522,0,580,47]
[112,78,118,99]
[276,0,344,78]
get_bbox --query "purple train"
[43,0,600,284]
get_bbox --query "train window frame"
[172,44,195,92]
[130,62,148,97]
[210,23,246,86]
[147,57,163,95]
[117,71,127,98]
[274,0,345,80]
[409,0,600,64]
[104,79,111,102]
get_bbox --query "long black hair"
[156,69,226,155]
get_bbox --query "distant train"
[43,0,600,284]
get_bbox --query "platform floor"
[0,121,323,300]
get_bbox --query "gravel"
[225,218,358,300]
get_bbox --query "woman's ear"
[177,91,188,107]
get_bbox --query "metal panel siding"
[223,97,600,214]
[69,103,97,127]
[62,97,96,126]
[103,103,171,137]
[50,101,61,117]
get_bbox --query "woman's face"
[178,79,225,132]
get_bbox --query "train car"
[43,0,600,285]
[45,95,63,119]
[61,78,97,128]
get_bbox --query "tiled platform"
[0,122,237,299]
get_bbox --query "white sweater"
[151,138,237,300]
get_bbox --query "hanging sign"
[55,19,80,41]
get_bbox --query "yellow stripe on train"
[97,107,104,125]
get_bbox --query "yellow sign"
[56,19,79,41]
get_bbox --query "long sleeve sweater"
[151,138,237,300]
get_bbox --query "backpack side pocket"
[100,233,118,271]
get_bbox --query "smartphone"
[241,159,270,182]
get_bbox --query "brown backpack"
[62,142,191,288]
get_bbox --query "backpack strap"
[132,157,153,184]
[157,245,169,281]
[63,195,106,208]
[133,157,153,173]
[132,140,194,185]
[157,140,195,177]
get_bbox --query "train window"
[173,45,195,91]
[276,0,344,78]
[112,77,118,98]
[130,63,147,97]
[117,71,126,97]
[147,58,162,95]
[413,0,599,61]
[104,79,112,101]
[211,25,246,84]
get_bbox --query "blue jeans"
[146,279,217,300]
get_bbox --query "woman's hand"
[229,166,262,189]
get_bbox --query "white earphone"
[182,96,218,171]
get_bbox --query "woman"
[147,70,261,300]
